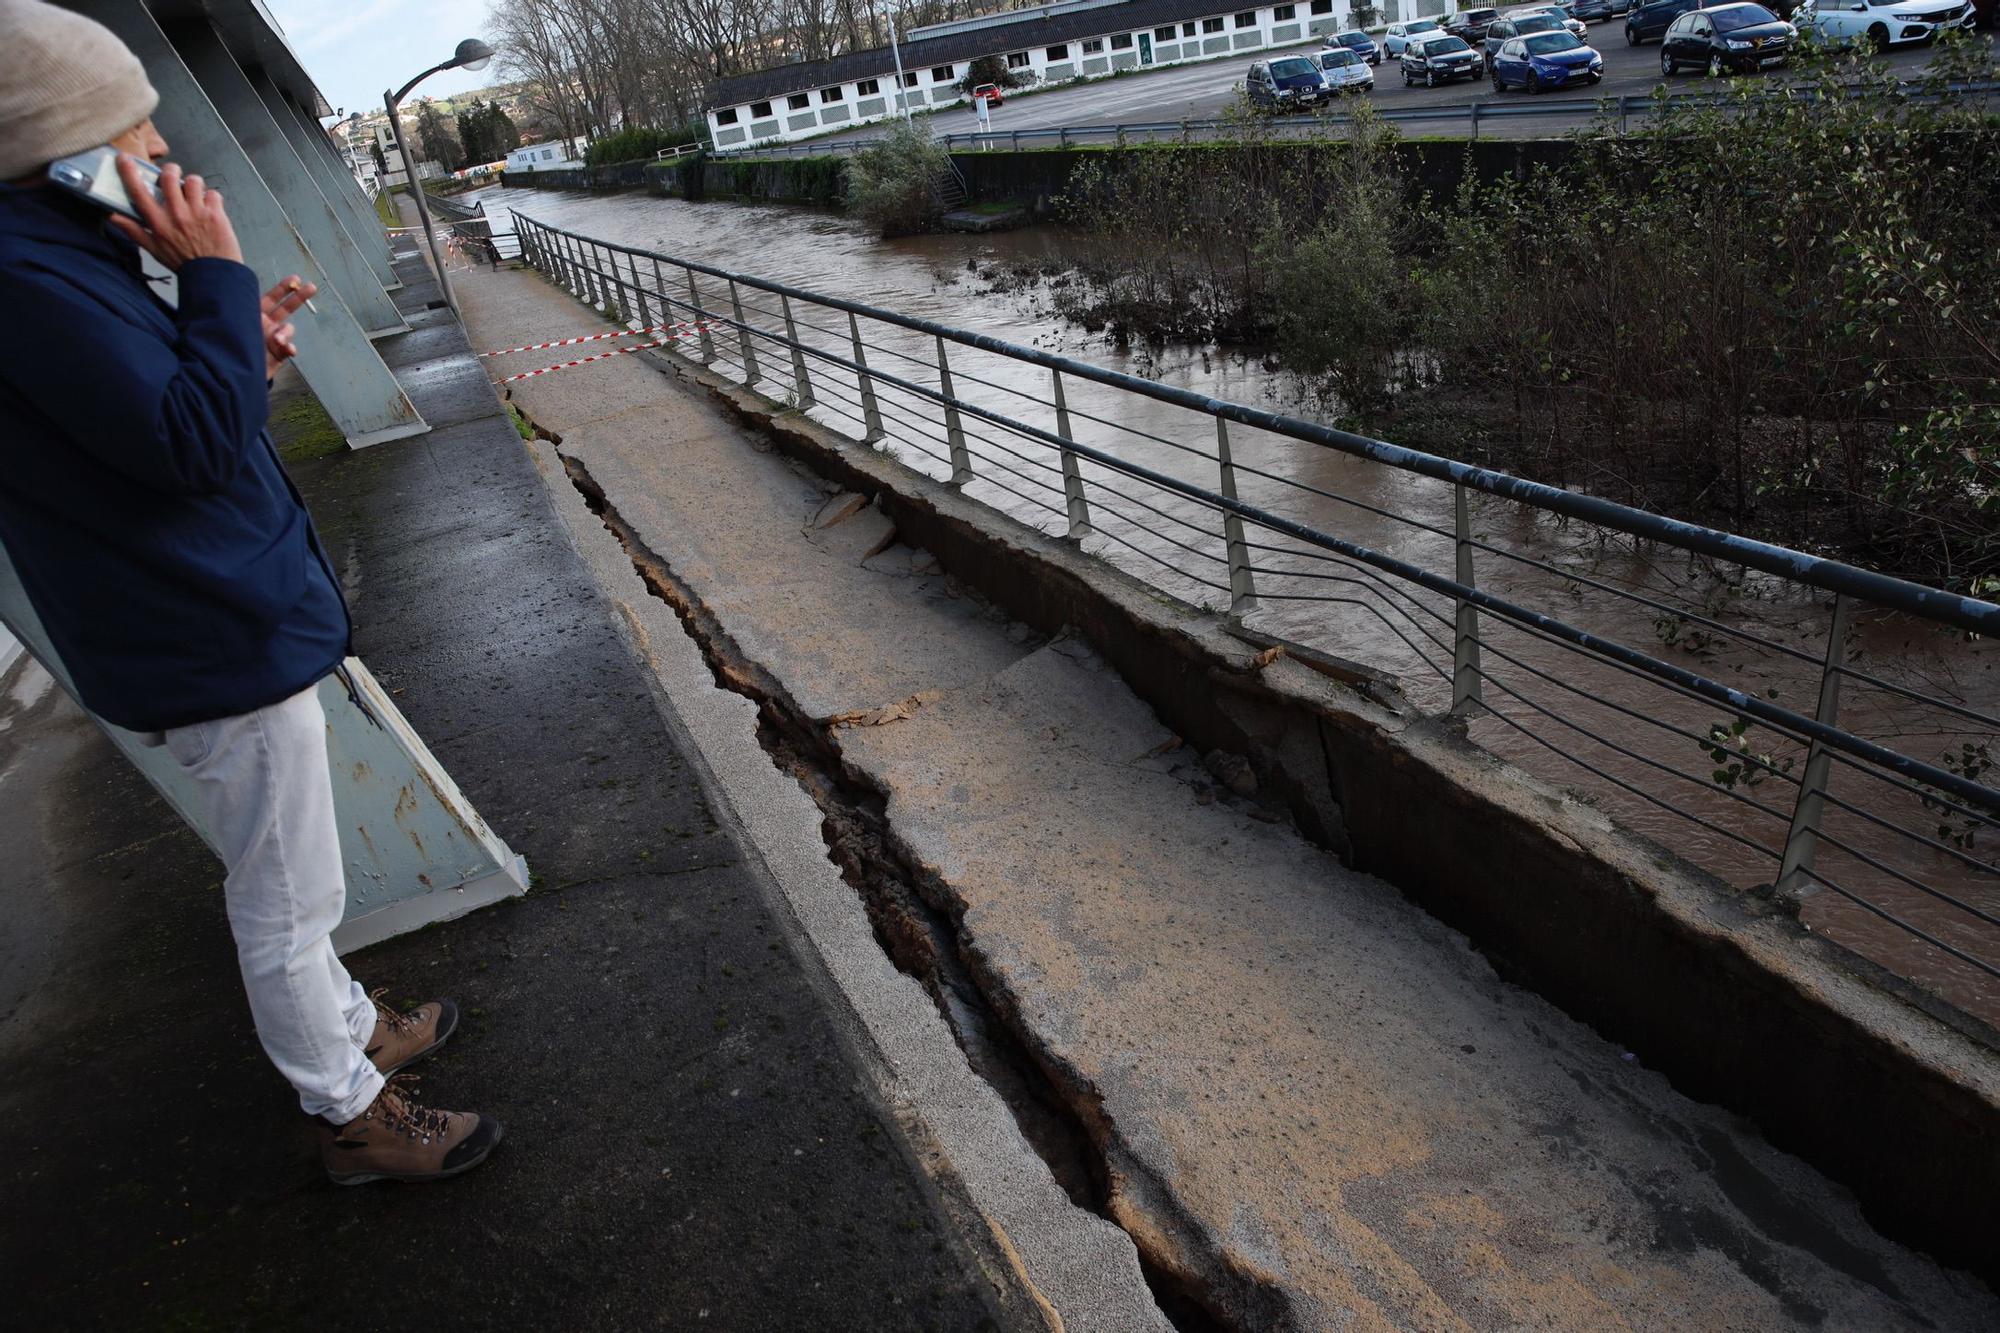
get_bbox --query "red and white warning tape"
[477,321,709,359]
[492,326,707,383]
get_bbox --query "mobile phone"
[46,145,163,221]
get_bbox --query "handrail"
[509,210,2000,997]
[511,211,2000,640]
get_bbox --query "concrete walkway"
[0,245,1101,1329]
[464,255,1999,1329]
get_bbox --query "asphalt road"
[763,24,1985,149]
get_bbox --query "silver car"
[1381,17,1446,54]
[1316,46,1376,92]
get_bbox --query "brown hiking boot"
[319,1075,503,1185]
[364,987,458,1075]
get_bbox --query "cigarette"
[287,277,317,315]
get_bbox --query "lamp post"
[384,37,493,314]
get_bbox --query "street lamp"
[384,38,495,314]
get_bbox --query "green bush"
[586,123,708,167]
[845,118,948,235]
[959,55,1027,93]
[1049,38,2000,584]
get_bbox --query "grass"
[373,188,400,229]
[507,403,536,440]
[965,201,1021,216]
[268,388,346,464]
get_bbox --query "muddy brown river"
[470,184,2000,1031]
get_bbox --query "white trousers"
[154,683,384,1123]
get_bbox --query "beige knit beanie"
[0,0,160,179]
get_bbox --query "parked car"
[1571,0,1616,19]
[1507,3,1591,33]
[1325,28,1383,62]
[1402,32,1488,83]
[1491,29,1608,86]
[1659,0,1797,68]
[1445,7,1503,41]
[1316,46,1378,91]
[1245,55,1334,109]
[1626,0,1706,41]
[970,83,1004,107]
[1382,17,1446,54]
[1485,11,1569,58]
[1793,0,1972,45]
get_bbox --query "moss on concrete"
[268,389,346,464]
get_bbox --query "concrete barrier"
[627,334,2000,1289]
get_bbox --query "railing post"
[554,230,576,294]
[849,312,884,443]
[729,279,760,384]
[627,249,651,331]
[651,257,672,339]
[1051,369,1090,540]
[687,268,715,362]
[781,293,814,408]
[1215,418,1255,616]
[936,335,970,485]
[1776,595,1852,903]
[1451,483,1483,714]
[1470,101,1481,141]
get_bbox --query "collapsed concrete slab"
[460,258,2000,1326]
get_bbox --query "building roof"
[712,0,1254,107]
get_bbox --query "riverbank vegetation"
[1051,40,2000,588]
[847,119,950,235]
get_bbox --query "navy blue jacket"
[0,185,349,732]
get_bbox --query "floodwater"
[470,184,2000,1030]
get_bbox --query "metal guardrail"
[713,75,2000,155]
[654,143,704,160]
[510,210,2000,1019]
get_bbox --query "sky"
[265,0,502,118]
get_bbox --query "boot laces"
[372,1075,454,1142]
[370,986,421,1036]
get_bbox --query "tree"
[412,98,463,172]
[458,101,525,167]
[959,54,1024,93]
[483,101,521,154]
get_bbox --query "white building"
[505,136,591,172]
[706,0,1410,150]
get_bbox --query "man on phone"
[0,0,500,1183]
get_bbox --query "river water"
[469,184,2000,1031]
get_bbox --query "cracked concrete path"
[461,261,1997,1330]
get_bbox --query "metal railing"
[655,143,704,160]
[713,76,2000,155]
[511,210,2000,1026]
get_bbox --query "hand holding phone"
[107,156,244,271]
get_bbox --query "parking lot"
[772,21,1986,149]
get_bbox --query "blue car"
[1489,29,1605,89]
[1326,28,1383,63]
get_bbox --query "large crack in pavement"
[555,447,1232,1333]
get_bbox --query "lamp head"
[453,38,494,72]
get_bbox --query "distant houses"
[706,0,1389,150]
[504,136,592,172]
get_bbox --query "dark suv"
[1245,55,1331,110]
[1445,7,1502,40]
[1625,0,1703,41]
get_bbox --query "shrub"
[585,123,708,167]
[959,55,1027,93]
[845,117,948,235]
